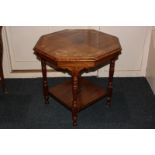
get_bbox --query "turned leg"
[41,59,49,104]
[72,74,79,126]
[107,59,115,107]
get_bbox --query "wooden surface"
[34,29,121,126]
[107,59,115,107]
[34,29,121,68]
[34,29,121,60]
[49,78,107,111]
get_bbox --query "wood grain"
[34,29,121,66]
[34,29,121,126]
[49,79,107,111]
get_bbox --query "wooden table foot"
[107,59,115,107]
[44,98,49,104]
[71,73,79,126]
[41,59,49,104]
[72,111,78,126]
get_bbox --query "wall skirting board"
[2,26,152,79]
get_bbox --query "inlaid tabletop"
[34,29,121,61]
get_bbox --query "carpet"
[0,77,155,129]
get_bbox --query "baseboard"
[146,76,155,94]
[4,70,145,78]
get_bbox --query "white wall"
[98,26,152,77]
[2,26,152,78]
[5,26,98,70]
[146,29,155,94]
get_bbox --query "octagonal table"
[34,29,121,126]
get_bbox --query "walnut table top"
[34,29,121,68]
